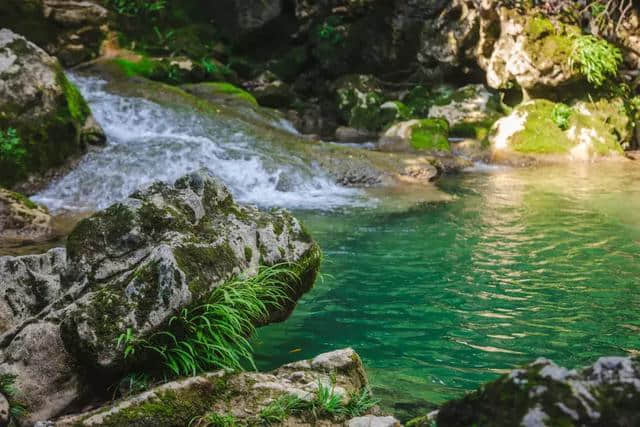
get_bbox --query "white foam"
[33,75,364,212]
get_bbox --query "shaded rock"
[436,356,640,427]
[0,189,53,244]
[428,84,502,140]
[0,29,104,189]
[0,393,8,426]
[0,0,108,66]
[209,0,284,39]
[246,71,295,108]
[49,348,372,426]
[335,75,394,132]
[335,126,378,143]
[489,98,630,163]
[0,170,321,423]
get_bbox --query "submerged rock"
[49,348,373,426]
[435,356,640,427]
[0,29,104,190]
[0,170,321,423]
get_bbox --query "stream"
[30,74,640,416]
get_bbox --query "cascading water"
[34,74,363,212]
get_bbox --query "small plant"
[190,412,236,427]
[317,17,345,45]
[344,388,379,417]
[312,381,344,417]
[0,374,27,422]
[259,394,307,424]
[116,263,300,377]
[551,103,573,130]
[569,35,623,87]
[0,127,26,168]
[110,372,150,400]
[109,0,166,17]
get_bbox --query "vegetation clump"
[551,103,573,130]
[0,128,26,178]
[570,35,623,87]
[410,119,450,152]
[0,373,27,424]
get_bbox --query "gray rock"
[246,71,294,108]
[49,348,371,426]
[210,0,283,39]
[0,189,54,245]
[348,416,401,427]
[0,393,8,426]
[436,356,640,427]
[0,170,321,423]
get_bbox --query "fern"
[570,35,623,87]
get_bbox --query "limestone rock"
[0,170,321,423]
[334,75,394,132]
[0,189,53,244]
[436,357,640,427]
[0,29,104,189]
[0,393,8,426]
[246,71,295,108]
[489,99,630,163]
[348,416,401,427]
[49,348,372,426]
[0,0,108,66]
[380,119,450,153]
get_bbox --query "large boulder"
[489,98,630,163]
[0,188,53,244]
[380,119,450,153]
[209,0,284,39]
[435,356,640,427]
[49,348,372,426]
[0,0,108,66]
[0,29,105,190]
[0,170,321,423]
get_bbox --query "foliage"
[311,382,345,417]
[551,103,573,130]
[109,0,166,18]
[0,128,27,172]
[0,374,27,422]
[344,388,380,418]
[410,119,451,152]
[259,394,306,424]
[111,372,151,400]
[569,35,623,87]
[317,17,345,45]
[116,263,299,377]
[190,412,236,427]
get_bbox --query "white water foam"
[34,75,364,212]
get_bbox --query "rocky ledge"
[0,170,321,424]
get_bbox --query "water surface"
[253,163,640,413]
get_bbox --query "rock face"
[436,357,640,427]
[489,98,630,162]
[0,170,321,423]
[0,0,108,66]
[0,29,105,189]
[49,348,372,426]
[0,189,53,243]
[210,0,284,39]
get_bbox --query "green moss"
[59,73,91,123]
[115,57,159,78]
[174,243,237,298]
[410,119,450,151]
[204,82,258,106]
[450,120,494,141]
[526,16,555,40]
[97,379,225,427]
[509,100,574,154]
[4,189,38,210]
[244,246,253,262]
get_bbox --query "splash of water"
[34,75,363,212]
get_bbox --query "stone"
[348,415,401,427]
[0,170,321,423]
[0,0,108,66]
[0,189,53,244]
[48,348,373,426]
[209,0,284,39]
[0,393,8,426]
[0,29,104,189]
[335,126,378,143]
[380,119,450,153]
[489,98,631,163]
[436,357,640,427]
[334,74,393,132]
[246,71,295,108]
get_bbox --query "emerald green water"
[253,162,640,414]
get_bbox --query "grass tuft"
[0,374,27,421]
[570,35,622,87]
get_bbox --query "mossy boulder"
[436,357,640,427]
[0,170,321,423]
[50,349,371,426]
[245,70,295,108]
[380,119,450,153]
[489,99,629,162]
[0,29,104,190]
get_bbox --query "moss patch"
[509,100,574,154]
[204,82,258,106]
[174,243,237,298]
[410,119,450,151]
